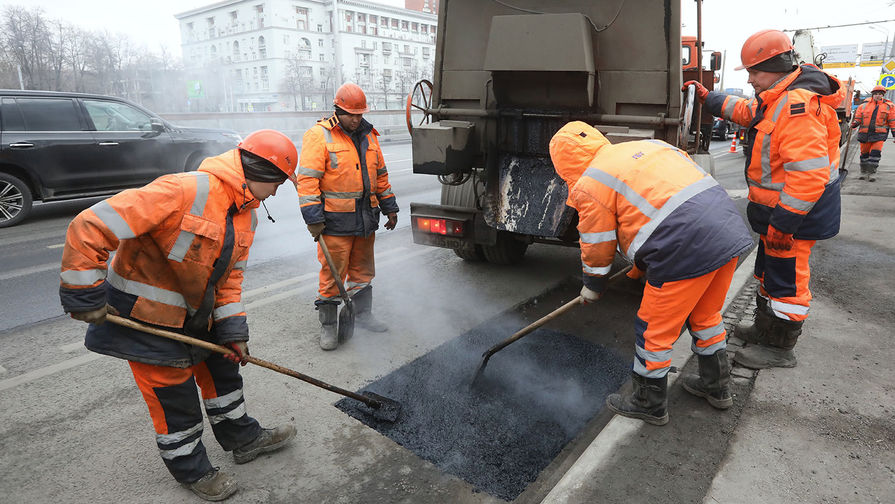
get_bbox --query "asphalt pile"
[335,319,629,500]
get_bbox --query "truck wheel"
[0,173,33,228]
[453,246,485,261]
[481,231,528,265]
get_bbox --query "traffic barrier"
[729,136,737,153]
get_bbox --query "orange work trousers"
[633,257,738,378]
[754,235,815,322]
[129,355,260,483]
[316,233,376,302]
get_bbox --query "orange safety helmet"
[238,129,298,181]
[333,83,369,114]
[735,29,794,70]
[871,85,886,94]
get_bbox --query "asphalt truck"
[405,0,709,264]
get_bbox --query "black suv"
[0,90,241,227]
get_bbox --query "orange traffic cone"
[728,136,737,153]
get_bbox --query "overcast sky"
[3,0,893,93]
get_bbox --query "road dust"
[335,318,628,501]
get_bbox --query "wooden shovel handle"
[105,314,378,408]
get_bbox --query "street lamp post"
[869,25,894,100]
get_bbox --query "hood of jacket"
[761,64,844,110]
[198,149,260,212]
[549,121,611,192]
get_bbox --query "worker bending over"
[59,130,299,501]
[296,83,399,350]
[686,29,845,369]
[549,122,752,426]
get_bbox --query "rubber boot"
[734,316,802,369]
[733,294,771,345]
[682,350,733,409]
[606,373,669,426]
[318,303,338,350]
[182,469,238,502]
[353,286,388,333]
[233,424,297,464]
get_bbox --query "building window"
[258,36,266,58]
[381,16,388,26]
[317,24,323,32]
[229,11,237,24]
[255,4,264,13]
[370,15,377,24]
[421,24,428,34]
[296,7,308,30]
[206,17,215,38]
[357,13,366,23]
[412,22,418,33]
[318,38,323,47]
[319,53,325,62]
[261,65,269,90]
[401,20,409,31]
[391,19,398,29]
[232,41,240,61]
[422,47,430,58]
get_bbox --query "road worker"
[59,130,299,501]
[296,83,399,350]
[685,29,846,369]
[549,122,753,425]
[851,85,895,181]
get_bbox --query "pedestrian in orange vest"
[685,29,845,369]
[59,130,299,501]
[296,83,399,350]
[851,85,895,181]
[549,122,752,425]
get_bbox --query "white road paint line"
[0,353,102,393]
[0,364,6,374]
[1,246,438,392]
[242,246,407,300]
[60,341,86,353]
[0,229,65,246]
[46,243,65,249]
[386,158,412,163]
[0,262,60,281]
[246,247,436,310]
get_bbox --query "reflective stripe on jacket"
[59,150,258,367]
[566,138,752,293]
[297,115,398,236]
[704,64,844,240]
[853,98,895,143]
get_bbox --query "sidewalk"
[543,140,895,503]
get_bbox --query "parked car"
[0,90,242,227]
[712,116,733,140]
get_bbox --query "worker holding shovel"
[59,130,299,501]
[296,83,399,350]
[549,122,753,426]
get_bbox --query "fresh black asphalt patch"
[335,320,629,501]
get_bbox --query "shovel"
[317,236,355,343]
[106,314,400,422]
[470,265,633,388]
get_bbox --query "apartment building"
[175,0,437,112]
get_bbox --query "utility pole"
[16,64,24,90]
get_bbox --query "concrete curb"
[540,246,758,503]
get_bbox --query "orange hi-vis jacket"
[704,64,844,239]
[297,115,398,236]
[550,123,752,294]
[853,97,895,143]
[59,150,259,367]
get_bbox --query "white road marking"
[46,243,65,249]
[0,262,60,281]
[0,246,437,391]
[0,364,6,374]
[60,341,85,353]
[0,353,102,393]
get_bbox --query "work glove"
[626,265,644,280]
[850,120,859,128]
[682,80,709,103]
[384,213,398,230]
[307,222,325,238]
[765,225,794,252]
[224,341,249,366]
[580,285,602,304]
[69,304,118,324]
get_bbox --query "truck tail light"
[415,217,464,236]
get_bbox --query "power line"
[782,19,895,32]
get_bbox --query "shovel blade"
[358,391,402,422]
[338,303,355,343]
